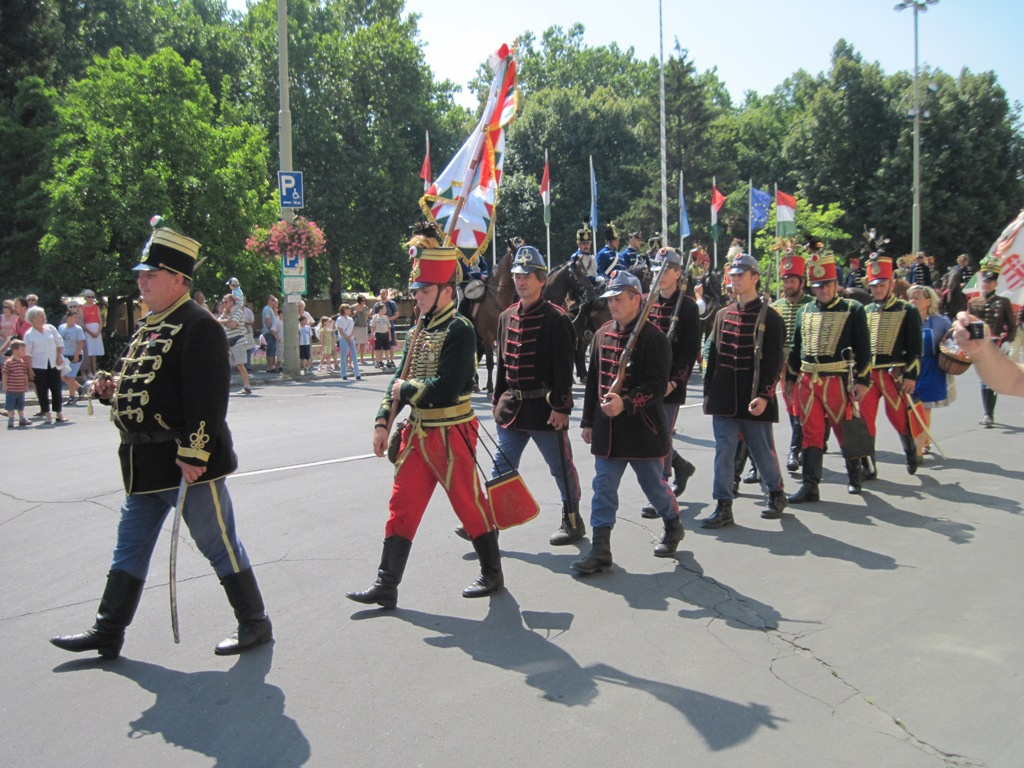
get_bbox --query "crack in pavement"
[671,557,984,768]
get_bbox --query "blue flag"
[750,186,771,231]
[589,156,598,237]
[679,173,691,241]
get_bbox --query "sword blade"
[169,476,188,644]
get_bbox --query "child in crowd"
[317,315,338,371]
[298,315,313,375]
[369,304,392,369]
[3,340,31,428]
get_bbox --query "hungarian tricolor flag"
[540,151,550,226]
[420,44,518,267]
[776,189,797,237]
[711,184,727,241]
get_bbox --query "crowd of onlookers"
[1,292,106,427]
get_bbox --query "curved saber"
[169,477,188,644]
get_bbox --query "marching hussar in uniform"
[640,247,700,518]
[861,254,922,475]
[572,271,683,574]
[786,252,872,501]
[348,224,503,608]
[701,253,788,528]
[484,245,584,545]
[51,223,273,658]
[771,249,814,472]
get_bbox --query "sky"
[227,0,1023,112]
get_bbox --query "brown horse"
[466,248,517,392]
[543,258,597,380]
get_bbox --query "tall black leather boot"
[347,535,413,609]
[861,447,877,480]
[550,502,586,546]
[671,452,696,496]
[788,447,823,504]
[216,568,273,655]
[463,530,504,597]
[846,458,863,494]
[900,433,920,475]
[653,515,685,556]
[50,570,145,659]
[571,527,613,575]
[787,415,803,471]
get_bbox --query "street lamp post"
[895,0,938,258]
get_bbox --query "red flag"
[420,131,431,193]
[540,152,550,226]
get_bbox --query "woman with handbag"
[23,306,67,423]
[908,285,953,457]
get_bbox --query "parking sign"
[278,171,304,209]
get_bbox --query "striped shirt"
[3,357,29,393]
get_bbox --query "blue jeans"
[339,335,361,377]
[590,456,678,529]
[111,478,251,580]
[712,416,783,500]
[491,426,580,503]
[660,403,680,478]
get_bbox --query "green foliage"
[39,47,276,311]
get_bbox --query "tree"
[39,47,276,323]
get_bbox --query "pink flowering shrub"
[246,217,326,262]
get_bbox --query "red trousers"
[859,369,909,438]
[385,419,492,540]
[796,374,853,451]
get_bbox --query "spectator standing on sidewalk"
[58,308,87,403]
[218,294,252,394]
[336,304,361,380]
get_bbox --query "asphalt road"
[3,363,1022,767]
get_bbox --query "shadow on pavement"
[53,644,309,768]
[352,590,784,750]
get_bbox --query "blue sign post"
[278,171,304,209]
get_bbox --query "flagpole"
[422,130,431,193]
[658,0,668,241]
[770,185,778,296]
[712,175,718,271]
[747,179,753,258]
[544,148,551,264]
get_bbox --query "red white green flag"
[420,44,518,267]
[540,150,550,226]
[711,183,727,241]
[776,189,797,237]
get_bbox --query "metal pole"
[277,0,299,377]
[912,5,921,257]
[658,0,668,241]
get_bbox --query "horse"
[465,247,517,392]
[544,257,600,381]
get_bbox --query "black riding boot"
[216,568,274,655]
[861,447,877,481]
[549,503,586,546]
[653,516,685,556]
[900,433,920,475]
[347,536,413,609]
[846,458,863,495]
[50,570,145,659]
[463,531,504,597]
[787,415,803,472]
[788,447,823,504]
[571,527,613,575]
[701,500,734,529]
[671,452,696,496]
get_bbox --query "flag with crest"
[420,44,518,267]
